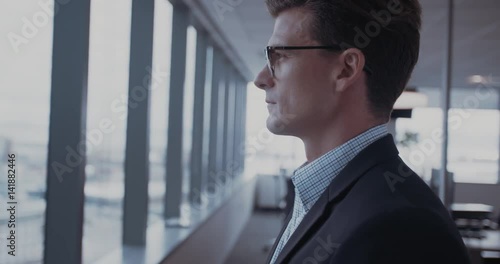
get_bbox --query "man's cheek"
[278,102,288,116]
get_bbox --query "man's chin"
[266,117,291,135]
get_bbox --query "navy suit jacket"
[266,134,470,264]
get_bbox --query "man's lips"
[265,100,276,104]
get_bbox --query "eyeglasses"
[265,45,373,77]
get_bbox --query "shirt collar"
[291,124,389,211]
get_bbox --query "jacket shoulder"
[331,206,471,264]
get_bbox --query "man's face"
[254,8,340,138]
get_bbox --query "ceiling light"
[468,75,484,84]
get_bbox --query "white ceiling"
[198,0,500,90]
[193,0,500,109]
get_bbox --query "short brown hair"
[265,0,422,118]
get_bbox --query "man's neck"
[301,117,386,162]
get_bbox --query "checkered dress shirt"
[269,124,388,264]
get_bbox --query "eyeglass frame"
[265,45,373,77]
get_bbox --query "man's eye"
[274,52,285,59]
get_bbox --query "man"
[253,0,471,263]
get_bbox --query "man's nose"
[253,65,274,90]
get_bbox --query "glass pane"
[448,0,500,184]
[82,0,132,262]
[203,46,214,158]
[395,107,443,183]
[180,26,197,218]
[447,108,499,183]
[149,0,173,226]
[0,2,53,263]
[393,101,497,186]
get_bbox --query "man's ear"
[333,48,366,92]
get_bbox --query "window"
[447,2,500,184]
[180,26,197,219]
[395,100,500,184]
[148,0,173,226]
[82,0,132,262]
[447,99,499,184]
[0,2,53,263]
[395,107,443,182]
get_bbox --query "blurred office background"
[0,0,499,263]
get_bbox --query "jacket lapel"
[273,134,399,264]
[273,190,330,264]
[265,208,294,264]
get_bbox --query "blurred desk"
[452,203,494,220]
[463,230,500,252]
